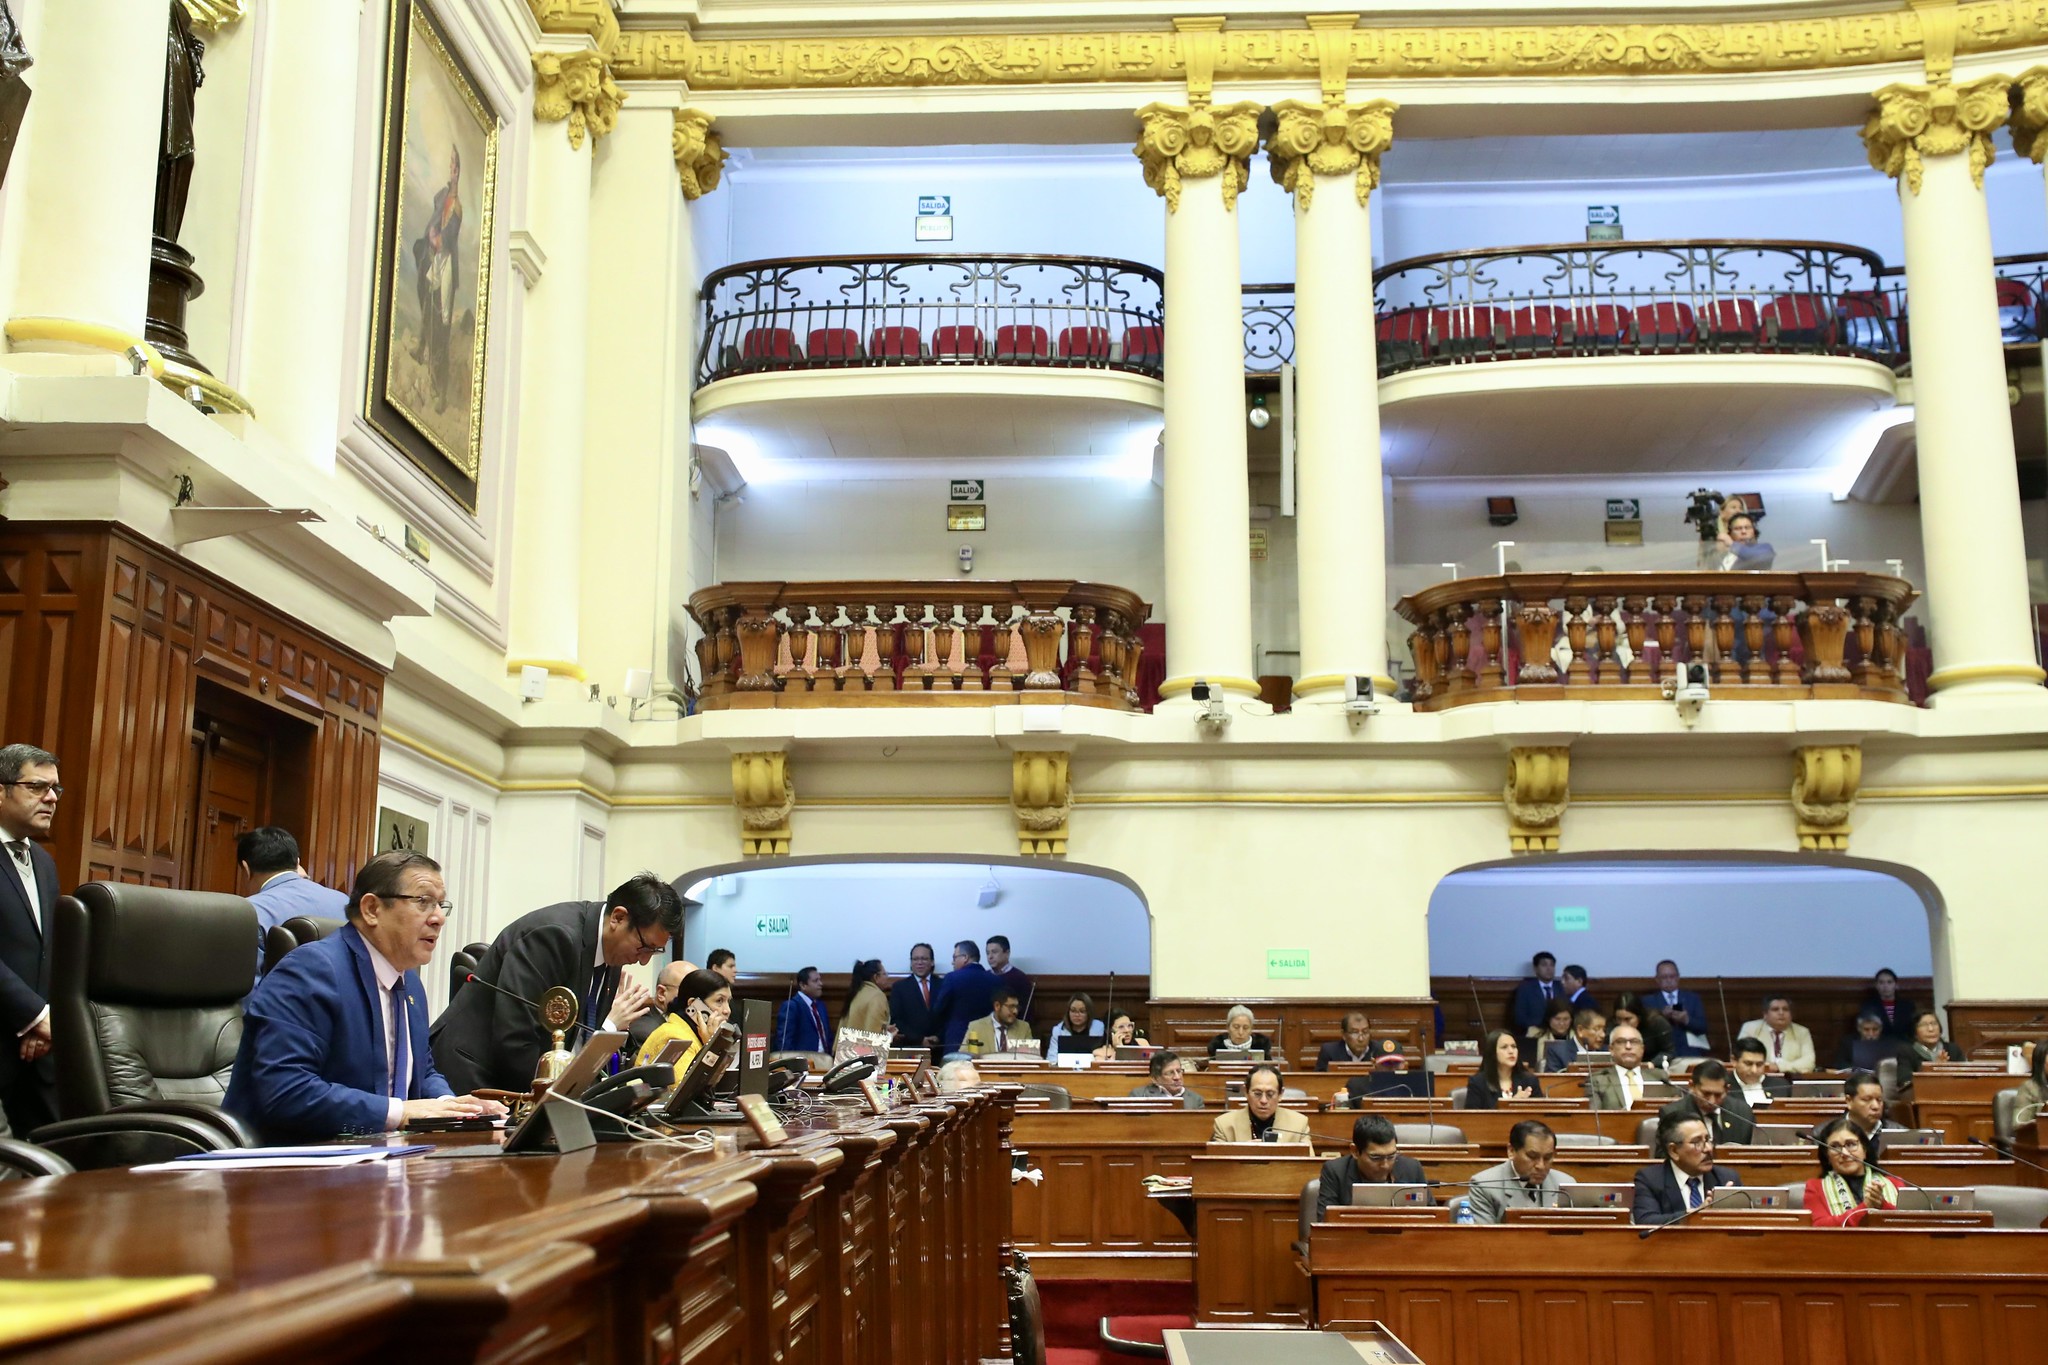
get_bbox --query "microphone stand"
[463,973,600,1041]
[1716,976,1735,1062]
[1640,1167,1736,1237]
[1971,1135,2048,1178]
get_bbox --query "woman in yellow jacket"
[635,968,733,1076]
[842,959,893,1039]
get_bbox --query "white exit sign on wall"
[754,916,791,938]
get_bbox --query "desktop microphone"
[1469,980,1489,1041]
[1104,971,1115,1031]
[463,974,599,1040]
[1970,1135,2048,1178]
[1639,1176,1736,1238]
[1715,976,1735,1059]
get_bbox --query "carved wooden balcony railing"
[687,580,1152,710]
[696,254,1165,386]
[1394,571,1918,711]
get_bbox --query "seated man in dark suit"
[430,873,681,1093]
[226,850,505,1140]
[1560,963,1598,1017]
[1315,1114,1427,1219]
[1658,1059,1755,1146]
[1730,1036,1793,1109]
[1544,1010,1606,1072]
[1509,951,1562,1034]
[887,941,942,1050]
[1809,1070,1901,1164]
[1316,1010,1404,1070]
[1631,1113,1743,1225]
[1129,1050,1204,1110]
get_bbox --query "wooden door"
[189,722,268,893]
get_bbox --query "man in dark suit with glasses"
[0,743,61,1137]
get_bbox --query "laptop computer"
[1792,1078,1845,1098]
[1562,1183,1633,1209]
[1895,1188,1975,1210]
[1345,1070,1432,1101]
[431,1028,628,1158]
[1351,1183,1434,1207]
[1706,1187,1789,1209]
[1748,1124,1808,1147]
[1114,1046,1161,1062]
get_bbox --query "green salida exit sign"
[1554,907,1591,932]
[1266,949,1311,980]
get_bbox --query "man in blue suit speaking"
[227,849,503,1140]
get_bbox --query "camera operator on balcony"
[1715,497,1776,571]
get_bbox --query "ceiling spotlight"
[1247,395,1271,430]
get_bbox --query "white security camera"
[1190,680,1229,730]
[1343,675,1378,721]
[1663,662,1709,726]
[957,544,974,574]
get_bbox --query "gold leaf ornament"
[1133,101,1262,212]
[1862,74,2009,192]
[1266,99,1398,209]
[672,110,728,200]
[2012,68,2048,162]
[532,49,623,150]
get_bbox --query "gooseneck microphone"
[1716,976,1734,1059]
[1640,1172,1734,1238]
[1970,1135,2048,1178]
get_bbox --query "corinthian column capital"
[1862,75,2010,193]
[533,49,624,150]
[2012,68,2048,163]
[1133,101,1262,213]
[1265,98,1397,209]
[672,109,727,200]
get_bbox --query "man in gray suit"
[1466,1119,1577,1224]
[1129,1050,1204,1109]
[1586,1025,1669,1111]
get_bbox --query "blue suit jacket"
[1649,989,1711,1055]
[225,922,451,1139]
[1510,977,1565,1033]
[1630,1162,1743,1225]
[775,995,832,1053]
[935,965,996,1050]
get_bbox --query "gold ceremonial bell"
[533,984,579,1087]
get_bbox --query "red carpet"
[1037,1279,1194,1363]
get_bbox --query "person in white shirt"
[1730,1037,1787,1108]
[1737,995,1817,1074]
[1587,1024,1667,1110]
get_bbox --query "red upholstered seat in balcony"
[740,327,802,367]
[1057,325,1111,362]
[1632,302,1696,351]
[1761,293,1827,346]
[995,324,1051,360]
[1376,308,1431,373]
[1571,304,1630,351]
[931,324,987,359]
[868,325,924,359]
[1835,290,1897,351]
[1505,305,1568,353]
[1435,304,1505,356]
[807,327,862,363]
[1703,298,1762,348]
[1122,324,1163,371]
[1996,277,2040,342]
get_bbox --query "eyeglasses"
[385,893,455,913]
[1825,1141,1866,1155]
[3,781,62,799]
[631,925,662,957]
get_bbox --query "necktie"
[996,1024,1008,1052]
[1773,1030,1784,1058]
[584,966,607,1030]
[919,977,930,1007]
[809,998,825,1044]
[389,981,410,1100]
[6,842,36,932]
[1687,1176,1703,1209]
[1541,983,1552,999]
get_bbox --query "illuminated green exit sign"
[1554,907,1591,932]
[1266,949,1311,979]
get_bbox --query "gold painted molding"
[1791,743,1862,851]
[2013,66,2048,159]
[732,751,794,856]
[180,0,247,33]
[1012,751,1072,857]
[1925,660,2048,687]
[672,109,727,200]
[533,49,624,149]
[1135,101,1261,212]
[1504,746,1570,854]
[527,0,620,58]
[1862,73,2010,192]
[610,4,2048,90]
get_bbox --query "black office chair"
[0,1136,73,1179]
[449,941,487,999]
[37,883,258,1165]
[262,914,346,973]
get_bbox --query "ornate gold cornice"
[2013,66,2048,161]
[533,48,624,150]
[527,0,620,59]
[1863,73,2010,192]
[1505,746,1570,855]
[1792,744,1862,852]
[1267,99,1397,209]
[1012,751,1072,858]
[610,3,2048,89]
[179,0,247,33]
[672,109,727,200]
[1134,101,1260,213]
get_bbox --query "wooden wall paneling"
[1946,1001,2048,1057]
[651,1171,759,1365]
[0,532,105,885]
[738,1145,840,1365]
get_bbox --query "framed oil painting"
[366,0,499,514]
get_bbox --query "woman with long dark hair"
[1463,1029,1543,1109]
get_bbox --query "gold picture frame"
[365,0,499,514]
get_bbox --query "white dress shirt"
[366,941,409,1131]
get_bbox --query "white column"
[1139,101,1262,703]
[4,0,167,346]
[234,2,362,469]
[1867,79,2047,703]
[506,41,606,684]
[1268,99,1398,703]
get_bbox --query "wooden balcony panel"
[688,579,1151,712]
[1395,570,1917,711]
